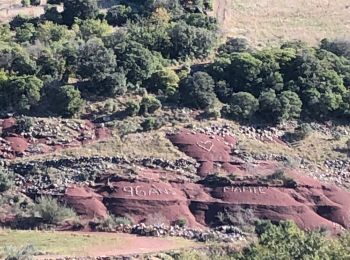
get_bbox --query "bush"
[139,96,162,114]
[179,71,217,109]
[141,117,161,131]
[21,0,30,7]
[34,197,77,225]
[3,245,36,260]
[46,85,84,117]
[175,218,187,227]
[125,101,140,116]
[106,5,133,26]
[235,220,350,259]
[0,169,12,193]
[94,214,132,231]
[293,123,313,141]
[225,92,259,121]
[30,0,41,6]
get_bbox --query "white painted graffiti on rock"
[223,186,268,194]
[122,185,177,197]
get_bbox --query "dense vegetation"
[1,0,349,124]
[177,221,350,260]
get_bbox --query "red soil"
[64,186,107,218]
[168,130,240,176]
[61,170,350,232]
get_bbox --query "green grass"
[0,230,122,256]
[0,230,198,258]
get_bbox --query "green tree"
[62,0,98,26]
[75,19,113,40]
[106,5,133,26]
[15,23,36,43]
[116,41,164,85]
[96,72,127,97]
[7,76,43,112]
[277,90,302,122]
[0,25,11,42]
[179,71,217,109]
[35,21,75,44]
[226,92,259,121]
[168,21,216,59]
[144,68,179,94]
[47,85,84,117]
[77,38,116,82]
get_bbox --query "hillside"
[213,0,350,45]
[0,0,350,259]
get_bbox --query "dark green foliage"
[106,5,133,26]
[168,21,216,59]
[62,0,98,26]
[144,68,179,94]
[225,92,259,121]
[211,40,350,122]
[321,38,350,59]
[179,71,217,109]
[15,23,35,43]
[218,37,251,55]
[116,41,164,85]
[30,0,41,6]
[175,218,187,227]
[9,15,38,30]
[1,76,43,112]
[259,89,302,123]
[46,85,84,117]
[97,72,127,97]
[181,13,217,31]
[43,5,63,24]
[77,38,116,82]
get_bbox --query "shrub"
[141,117,161,131]
[21,0,30,7]
[175,218,187,228]
[125,101,140,116]
[30,0,41,6]
[139,96,162,114]
[94,214,132,231]
[114,216,133,226]
[34,197,77,224]
[225,92,259,121]
[0,169,12,193]
[266,169,297,188]
[3,245,36,260]
[292,123,313,141]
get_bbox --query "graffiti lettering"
[223,186,268,194]
[122,185,176,197]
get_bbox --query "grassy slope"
[213,0,350,46]
[0,230,197,257]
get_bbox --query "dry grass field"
[213,0,350,46]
